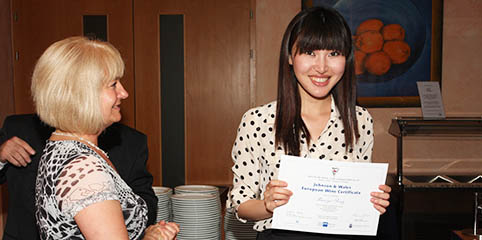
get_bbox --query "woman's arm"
[229,111,262,220]
[75,200,129,239]
[238,199,272,221]
[238,180,292,221]
[76,201,180,240]
[56,155,131,239]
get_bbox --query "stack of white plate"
[224,208,257,240]
[152,186,172,222]
[174,185,221,209]
[174,185,219,196]
[171,193,221,240]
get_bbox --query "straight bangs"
[290,10,352,58]
[91,41,125,87]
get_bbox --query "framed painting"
[302,0,443,107]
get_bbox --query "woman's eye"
[330,51,341,57]
[304,51,315,56]
[110,81,118,88]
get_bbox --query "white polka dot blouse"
[228,96,374,232]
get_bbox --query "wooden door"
[134,0,252,186]
[11,0,135,126]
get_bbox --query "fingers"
[160,222,180,234]
[265,180,291,195]
[371,194,390,205]
[378,184,392,193]
[370,184,392,215]
[158,222,179,240]
[10,137,34,154]
[13,146,31,166]
[371,191,390,201]
[0,137,35,167]
[143,225,161,240]
[264,197,290,211]
[155,221,180,240]
[263,179,293,213]
[373,202,387,214]
[267,180,288,188]
[144,222,179,240]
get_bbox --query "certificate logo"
[322,222,329,227]
[331,167,339,177]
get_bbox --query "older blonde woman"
[32,36,179,240]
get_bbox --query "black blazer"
[0,114,157,240]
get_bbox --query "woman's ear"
[288,54,293,65]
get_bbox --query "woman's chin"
[104,117,122,128]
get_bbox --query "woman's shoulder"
[355,105,372,118]
[44,140,105,168]
[65,153,104,169]
[355,106,373,128]
[240,101,277,120]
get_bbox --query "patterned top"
[229,97,374,231]
[35,140,148,239]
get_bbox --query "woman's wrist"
[238,199,273,221]
[263,198,273,214]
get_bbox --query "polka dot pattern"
[229,98,374,231]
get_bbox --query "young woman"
[32,36,179,239]
[229,6,391,239]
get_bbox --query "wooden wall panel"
[254,0,299,106]
[11,0,63,115]
[0,0,14,236]
[135,0,251,186]
[133,0,163,186]
[0,0,14,124]
[184,1,251,186]
[10,0,135,127]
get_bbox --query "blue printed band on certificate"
[271,155,388,236]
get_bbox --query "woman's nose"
[313,55,328,73]
[117,82,129,99]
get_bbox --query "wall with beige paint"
[370,0,482,175]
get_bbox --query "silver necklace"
[51,131,108,157]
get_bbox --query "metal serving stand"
[389,117,482,239]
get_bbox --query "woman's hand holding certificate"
[271,155,390,236]
[263,180,293,213]
[371,184,392,215]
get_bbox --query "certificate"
[271,155,388,236]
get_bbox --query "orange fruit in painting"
[354,50,366,75]
[383,40,411,64]
[356,19,384,35]
[353,19,410,75]
[382,24,405,41]
[364,51,392,75]
[355,31,384,53]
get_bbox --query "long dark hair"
[275,6,359,156]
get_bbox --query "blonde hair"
[31,36,125,134]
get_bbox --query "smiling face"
[100,78,129,127]
[289,48,346,101]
